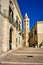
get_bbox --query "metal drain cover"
[27,56,33,57]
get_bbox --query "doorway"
[9,28,13,50]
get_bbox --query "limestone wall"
[1,0,9,16]
[0,14,4,50]
[2,18,23,52]
[37,22,43,47]
[0,0,23,52]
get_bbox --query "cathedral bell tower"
[24,13,30,47]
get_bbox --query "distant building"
[29,21,43,48]
[0,0,23,52]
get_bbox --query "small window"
[27,20,28,22]
[34,30,37,35]
[16,38,18,47]
[31,33,33,37]
[27,23,28,25]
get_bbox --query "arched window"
[19,24,21,31]
[9,28,13,43]
[16,20,18,30]
[16,38,18,47]
[16,16,19,30]
[9,0,13,22]
[9,27,13,50]
[34,30,37,35]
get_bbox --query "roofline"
[13,0,23,20]
[30,21,43,33]
[37,21,43,24]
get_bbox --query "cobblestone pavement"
[0,47,43,65]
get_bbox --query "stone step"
[1,55,43,62]
[17,47,43,51]
[14,51,43,54]
[0,47,43,65]
[1,62,43,65]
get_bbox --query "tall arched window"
[9,0,13,22]
[19,24,21,31]
[16,16,19,30]
[9,28,13,50]
[16,20,18,30]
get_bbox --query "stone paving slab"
[1,55,43,63]
[21,47,43,51]
[13,51,43,54]
[0,48,43,65]
[0,63,43,65]
[0,62,43,65]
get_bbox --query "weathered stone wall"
[37,22,43,47]
[0,14,4,50]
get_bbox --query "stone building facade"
[0,0,23,52]
[0,0,43,52]
[29,21,43,48]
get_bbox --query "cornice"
[13,0,23,20]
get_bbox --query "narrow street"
[0,47,43,65]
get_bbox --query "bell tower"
[24,13,30,47]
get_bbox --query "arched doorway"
[9,28,13,50]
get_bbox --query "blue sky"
[17,0,43,30]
